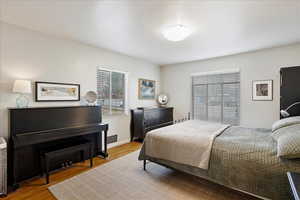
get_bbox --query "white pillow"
[272,124,300,159]
[272,116,300,132]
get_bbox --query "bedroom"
[1,0,300,200]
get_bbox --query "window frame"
[97,67,129,115]
[191,69,240,125]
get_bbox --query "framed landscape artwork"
[252,80,273,101]
[138,79,156,99]
[35,82,80,102]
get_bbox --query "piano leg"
[97,126,109,158]
[39,155,44,177]
[12,183,19,191]
[97,131,103,158]
[103,129,108,158]
[80,150,84,162]
[89,146,93,167]
[143,159,146,171]
[45,157,50,184]
[12,149,19,191]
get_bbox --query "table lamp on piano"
[13,80,32,108]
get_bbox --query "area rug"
[49,151,255,200]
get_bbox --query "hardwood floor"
[4,142,258,200]
[4,142,142,200]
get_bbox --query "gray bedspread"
[139,126,300,200]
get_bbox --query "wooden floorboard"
[4,142,141,200]
[3,142,257,200]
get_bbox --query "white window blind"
[192,72,240,125]
[97,69,127,115]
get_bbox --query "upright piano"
[8,106,108,188]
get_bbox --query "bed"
[138,119,300,200]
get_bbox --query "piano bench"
[40,141,93,184]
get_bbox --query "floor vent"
[107,135,118,144]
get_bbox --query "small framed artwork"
[138,79,156,100]
[252,80,273,101]
[35,82,80,102]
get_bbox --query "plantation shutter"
[192,72,240,125]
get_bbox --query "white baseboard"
[107,139,131,149]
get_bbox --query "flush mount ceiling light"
[162,24,192,42]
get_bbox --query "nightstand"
[287,172,300,200]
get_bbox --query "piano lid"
[9,106,102,136]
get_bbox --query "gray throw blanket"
[145,120,229,169]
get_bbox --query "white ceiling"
[1,0,300,65]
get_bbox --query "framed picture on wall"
[138,79,156,99]
[252,80,273,101]
[35,82,80,102]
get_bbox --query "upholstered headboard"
[280,66,300,118]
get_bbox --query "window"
[192,72,240,125]
[97,68,128,115]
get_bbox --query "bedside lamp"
[280,102,300,118]
[13,80,32,108]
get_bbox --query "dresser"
[130,107,173,141]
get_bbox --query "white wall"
[0,23,160,141]
[2,23,300,139]
[161,43,300,129]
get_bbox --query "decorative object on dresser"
[157,94,169,107]
[8,106,108,190]
[138,79,156,99]
[84,91,98,105]
[287,172,300,200]
[252,80,273,101]
[35,81,80,102]
[280,66,300,118]
[13,80,32,108]
[130,107,173,141]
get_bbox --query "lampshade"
[13,80,32,94]
[280,110,290,118]
[280,102,300,118]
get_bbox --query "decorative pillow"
[272,124,300,159]
[272,116,300,132]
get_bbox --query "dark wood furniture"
[280,66,300,118]
[40,140,93,184]
[130,107,173,141]
[288,172,300,200]
[8,106,108,189]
